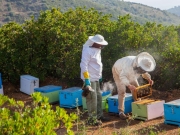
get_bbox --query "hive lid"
[61,87,82,93]
[107,93,133,101]
[132,84,152,101]
[101,91,111,96]
[164,99,180,105]
[34,85,62,93]
[21,75,38,80]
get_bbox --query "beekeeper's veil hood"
[136,52,156,72]
[83,34,108,47]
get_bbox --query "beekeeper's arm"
[80,48,91,86]
[119,70,136,91]
[142,73,154,85]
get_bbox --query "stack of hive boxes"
[132,84,165,121]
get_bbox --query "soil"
[2,77,180,135]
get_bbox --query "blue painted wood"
[164,120,180,127]
[34,85,62,93]
[107,93,134,114]
[164,99,180,123]
[59,87,83,108]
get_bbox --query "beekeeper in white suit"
[80,34,110,126]
[112,52,156,120]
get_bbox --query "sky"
[123,0,180,10]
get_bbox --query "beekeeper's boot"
[119,112,129,120]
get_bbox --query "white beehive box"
[0,86,3,95]
[20,75,39,95]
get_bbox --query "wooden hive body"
[164,99,180,126]
[132,84,165,121]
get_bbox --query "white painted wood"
[0,85,3,95]
[20,75,39,95]
[147,100,165,120]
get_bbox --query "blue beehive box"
[34,85,62,103]
[59,87,83,108]
[164,99,180,126]
[107,93,133,114]
[0,73,3,95]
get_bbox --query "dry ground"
[2,77,180,135]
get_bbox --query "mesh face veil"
[133,66,146,74]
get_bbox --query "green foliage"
[0,7,113,85]
[102,15,180,90]
[1,7,180,91]
[0,22,25,82]
[0,92,77,135]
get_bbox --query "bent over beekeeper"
[112,52,156,120]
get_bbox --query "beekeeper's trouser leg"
[112,67,139,112]
[86,81,103,119]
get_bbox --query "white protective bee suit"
[80,39,102,82]
[112,52,156,113]
[80,35,108,120]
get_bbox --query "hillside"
[167,6,180,16]
[0,0,180,26]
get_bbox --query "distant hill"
[0,0,180,26]
[167,6,180,16]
